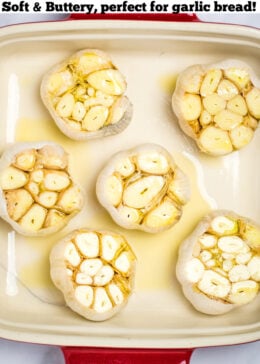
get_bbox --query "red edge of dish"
[68,13,200,22]
[62,346,194,363]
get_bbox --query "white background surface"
[0,12,259,364]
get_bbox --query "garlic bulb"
[96,144,190,233]
[176,210,260,315]
[50,229,136,321]
[41,49,132,140]
[0,142,84,236]
[172,60,260,156]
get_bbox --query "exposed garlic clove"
[80,258,103,276]
[104,175,123,207]
[205,259,216,268]
[114,157,135,178]
[117,205,142,225]
[198,126,233,156]
[106,96,129,125]
[76,273,93,285]
[13,149,36,171]
[185,258,205,283]
[167,168,190,205]
[240,223,260,253]
[43,170,70,191]
[108,283,124,305]
[56,93,75,118]
[93,265,114,286]
[245,87,260,119]
[202,93,226,115]
[243,115,258,130]
[65,242,81,266]
[218,236,245,253]
[228,264,251,283]
[228,280,259,305]
[230,125,254,150]
[44,209,66,228]
[87,69,126,96]
[37,191,58,208]
[227,95,248,116]
[93,287,113,313]
[224,68,250,90]
[183,73,203,94]
[123,176,165,209]
[75,232,100,258]
[200,69,222,96]
[114,251,133,276]
[143,198,181,231]
[214,110,243,131]
[180,93,202,121]
[236,252,252,265]
[96,90,115,104]
[223,259,234,272]
[247,256,260,281]
[82,105,109,131]
[199,110,212,126]
[57,185,83,213]
[47,70,74,95]
[210,216,238,236]
[26,181,40,197]
[198,270,231,299]
[222,252,235,260]
[0,166,28,190]
[136,151,170,175]
[200,250,212,263]
[37,145,68,170]
[101,234,122,262]
[198,233,217,249]
[76,52,112,75]
[5,189,33,221]
[19,203,47,232]
[30,169,44,183]
[83,94,115,109]
[75,286,94,307]
[217,79,239,100]
[72,101,86,121]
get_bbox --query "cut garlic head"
[96,144,190,233]
[0,142,84,236]
[50,229,136,321]
[172,60,260,156]
[176,210,260,315]
[41,49,132,141]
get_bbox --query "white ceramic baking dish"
[0,14,259,363]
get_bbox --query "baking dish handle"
[62,347,193,363]
[68,13,199,21]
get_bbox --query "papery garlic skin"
[172,60,260,156]
[50,229,136,321]
[96,144,190,233]
[41,49,132,141]
[0,142,84,236]
[176,210,260,315]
